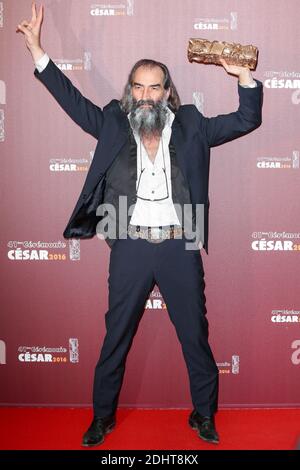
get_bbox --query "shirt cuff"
[239,80,257,88]
[35,53,50,73]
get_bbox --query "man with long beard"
[17,2,263,446]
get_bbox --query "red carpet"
[0,408,299,450]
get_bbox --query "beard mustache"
[128,97,169,138]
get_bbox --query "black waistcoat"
[99,129,194,247]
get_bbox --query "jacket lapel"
[100,101,130,172]
[170,111,188,183]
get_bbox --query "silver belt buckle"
[150,227,161,240]
[148,227,164,243]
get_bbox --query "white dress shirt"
[35,52,50,72]
[128,108,181,227]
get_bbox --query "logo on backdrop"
[145,288,167,310]
[264,70,300,89]
[53,52,92,71]
[251,232,300,252]
[217,355,240,374]
[18,338,79,364]
[90,0,134,16]
[69,338,79,363]
[193,12,237,30]
[49,151,94,172]
[264,70,300,104]
[271,309,300,324]
[291,340,300,365]
[7,240,81,261]
[0,2,3,28]
[257,150,299,169]
[0,79,5,142]
[0,340,6,365]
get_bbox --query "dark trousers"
[93,236,219,417]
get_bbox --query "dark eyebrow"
[132,82,162,87]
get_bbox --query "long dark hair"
[120,59,181,114]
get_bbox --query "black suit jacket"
[34,59,263,253]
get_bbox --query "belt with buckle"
[128,224,184,243]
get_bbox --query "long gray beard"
[128,97,169,138]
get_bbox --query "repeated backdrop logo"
[263,70,300,105]
[7,239,81,261]
[193,12,237,30]
[251,231,300,252]
[271,309,300,324]
[217,355,240,375]
[145,288,167,310]
[0,337,79,366]
[90,0,134,16]
[49,150,94,173]
[257,150,299,169]
[17,339,79,364]
[53,51,92,72]
[0,340,249,374]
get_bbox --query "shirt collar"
[165,106,175,128]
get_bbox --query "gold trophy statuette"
[187,38,258,70]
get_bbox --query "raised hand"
[219,58,255,86]
[16,2,44,61]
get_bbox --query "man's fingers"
[37,4,44,26]
[219,58,231,73]
[16,2,41,35]
[219,58,228,68]
[31,1,37,23]
[16,24,27,35]
[16,20,31,36]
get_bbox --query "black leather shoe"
[189,410,219,444]
[82,414,116,447]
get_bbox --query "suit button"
[82,194,87,199]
